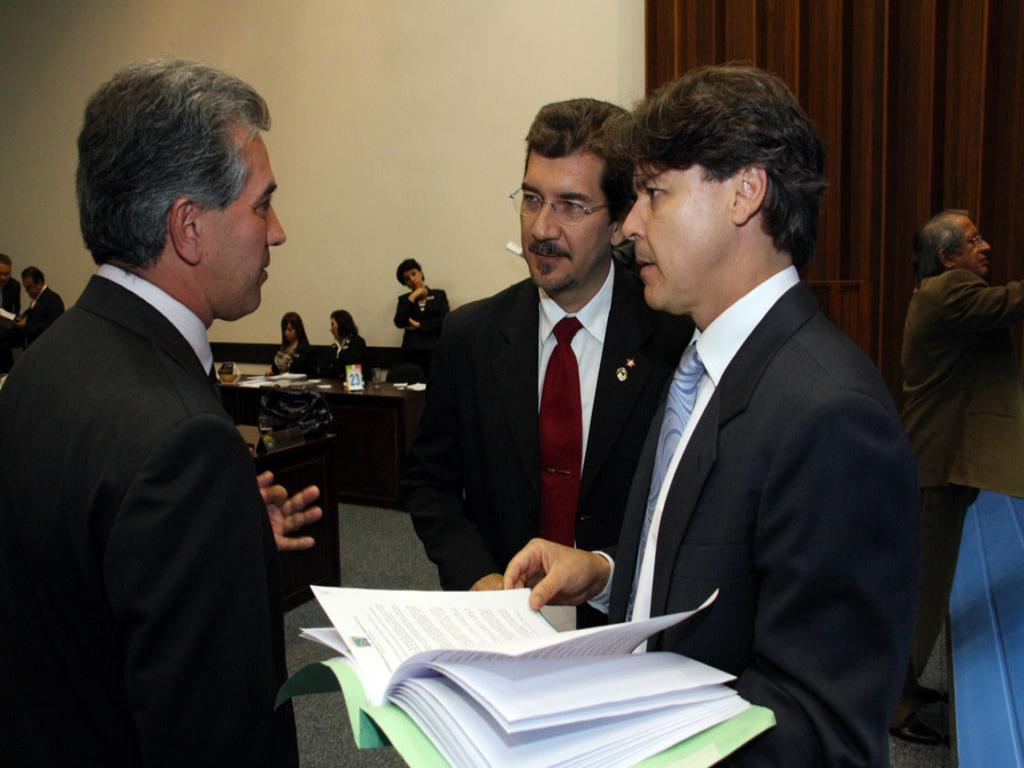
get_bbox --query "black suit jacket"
[22,286,64,345]
[404,265,691,594]
[0,279,19,371]
[315,334,367,378]
[1,277,19,315]
[0,276,297,767]
[609,283,919,766]
[394,288,450,350]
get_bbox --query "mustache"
[529,240,570,259]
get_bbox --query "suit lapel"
[492,282,542,500]
[76,276,210,386]
[580,266,658,503]
[646,282,819,618]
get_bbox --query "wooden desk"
[222,380,425,509]
[238,425,340,611]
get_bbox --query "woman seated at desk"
[317,309,366,378]
[393,258,448,350]
[269,311,313,374]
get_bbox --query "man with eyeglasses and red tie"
[891,210,1024,744]
[403,98,691,627]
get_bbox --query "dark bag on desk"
[259,388,332,438]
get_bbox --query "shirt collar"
[695,265,799,386]
[96,263,213,373]
[538,259,614,343]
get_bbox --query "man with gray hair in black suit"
[0,60,321,767]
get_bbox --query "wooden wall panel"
[800,0,844,281]
[878,0,940,401]
[643,0,1024,401]
[723,0,758,62]
[980,0,1024,364]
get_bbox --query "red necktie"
[539,316,583,546]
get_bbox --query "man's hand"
[257,471,323,551]
[407,318,422,329]
[469,572,504,591]
[503,538,611,610]
[409,285,429,302]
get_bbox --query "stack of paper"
[299,587,761,768]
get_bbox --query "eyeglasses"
[964,233,986,246]
[510,189,609,224]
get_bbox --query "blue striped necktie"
[627,343,705,619]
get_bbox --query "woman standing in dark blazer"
[393,259,449,350]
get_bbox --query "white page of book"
[391,674,748,768]
[310,587,718,706]
[429,652,736,730]
[312,587,555,703]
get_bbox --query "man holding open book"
[505,65,920,766]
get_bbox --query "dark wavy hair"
[21,266,45,284]
[330,309,358,339]
[524,98,634,222]
[279,311,309,348]
[395,258,421,286]
[628,65,826,268]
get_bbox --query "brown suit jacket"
[901,268,1024,495]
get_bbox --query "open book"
[277,587,774,768]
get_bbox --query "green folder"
[277,658,775,767]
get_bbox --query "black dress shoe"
[889,713,945,745]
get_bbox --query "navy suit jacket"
[404,264,692,597]
[0,276,296,767]
[609,282,919,766]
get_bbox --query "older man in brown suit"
[892,209,1024,743]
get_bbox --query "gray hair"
[76,59,270,267]
[913,210,968,281]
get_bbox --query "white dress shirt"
[96,264,213,373]
[536,260,614,462]
[592,266,801,623]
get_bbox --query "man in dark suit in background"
[0,60,320,767]
[0,253,19,371]
[505,65,919,766]
[14,266,64,346]
[891,210,1024,743]
[403,99,690,626]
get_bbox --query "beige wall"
[0,0,644,347]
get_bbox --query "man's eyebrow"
[520,182,592,202]
[254,181,277,206]
[632,170,662,192]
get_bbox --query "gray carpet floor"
[285,504,951,767]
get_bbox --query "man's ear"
[167,196,203,266]
[730,166,767,226]
[609,219,625,246]
[938,248,957,270]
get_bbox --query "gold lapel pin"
[616,367,628,382]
